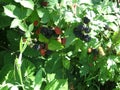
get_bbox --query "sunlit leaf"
[48,39,64,51]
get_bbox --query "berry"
[77,24,84,31]
[40,43,46,49]
[73,28,79,37]
[40,27,48,36]
[79,33,85,40]
[84,27,91,33]
[35,28,41,35]
[73,28,83,38]
[22,38,26,42]
[41,1,48,7]
[40,27,56,38]
[83,17,90,24]
[33,44,40,50]
[54,27,62,35]
[40,27,53,38]
[87,48,92,54]
[92,49,99,55]
[40,49,46,56]
[98,46,105,56]
[52,30,59,37]
[83,35,91,42]
[61,38,66,45]
[46,50,52,56]
[47,28,54,37]
[33,20,38,26]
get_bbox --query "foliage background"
[0,0,120,90]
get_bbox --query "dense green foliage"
[0,0,120,90]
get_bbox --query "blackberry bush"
[0,0,120,90]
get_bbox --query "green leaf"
[21,59,36,81]
[4,4,32,19]
[48,39,64,51]
[14,0,20,3]
[65,28,76,48]
[11,18,22,28]
[0,86,9,90]
[27,10,39,23]
[38,34,49,43]
[0,51,6,69]
[14,0,34,10]
[11,86,19,90]
[20,0,34,10]
[45,79,68,90]
[0,15,11,28]
[34,69,42,90]
[47,73,56,82]
[45,54,64,77]
[64,11,74,22]
[79,0,92,5]
[4,52,15,64]
[0,0,13,3]
[62,58,70,70]
[37,8,45,18]
[104,15,117,22]
[112,31,120,45]
[0,63,14,83]
[37,8,50,23]
[4,5,17,18]
[47,0,58,9]
[109,23,119,32]
[7,30,21,51]
[18,21,28,32]
[80,65,90,76]
[41,12,50,24]
[28,23,34,32]
[51,11,60,25]
[23,46,40,57]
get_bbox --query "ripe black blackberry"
[40,27,54,38]
[92,48,99,55]
[40,27,48,36]
[84,27,91,33]
[46,50,53,56]
[77,24,85,31]
[79,33,85,40]
[40,43,46,49]
[47,28,54,38]
[83,17,90,24]
[33,44,40,50]
[83,35,91,42]
[73,28,81,37]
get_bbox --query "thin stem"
[0,45,8,51]
[17,53,25,90]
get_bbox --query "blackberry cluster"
[74,24,91,42]
[40,27,58,38]
[33,42,52,57]
[33,26,63,57]
[74,17,91,42]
